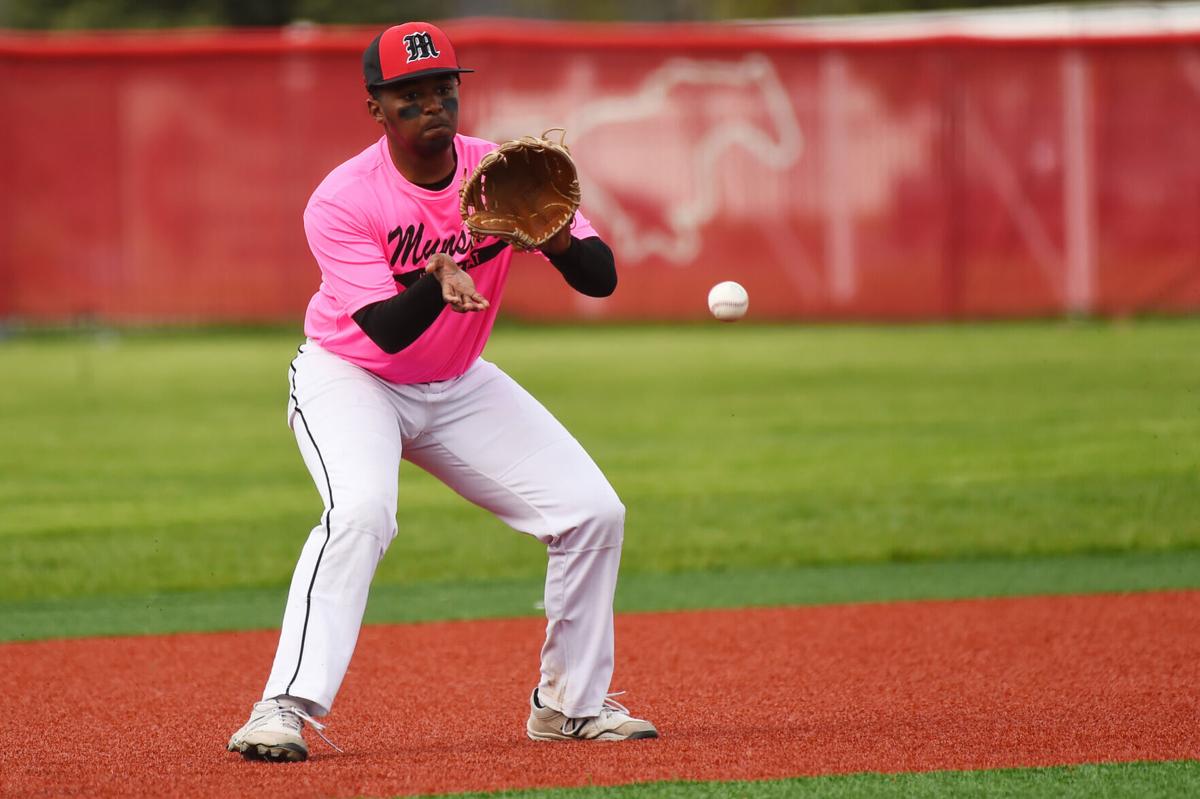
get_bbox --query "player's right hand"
[425,254,489,313]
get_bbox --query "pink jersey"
[302,134,598,384]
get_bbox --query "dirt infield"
[2,591,1197,798]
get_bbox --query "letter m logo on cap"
[403,31,440,62]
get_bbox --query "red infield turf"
[1,591,1198,798]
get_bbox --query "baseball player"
[227,22,658,762]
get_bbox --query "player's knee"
[331,497,396,543]
[582,492,625,548]
[596,493,625,528]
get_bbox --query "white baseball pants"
[261,342,624,719]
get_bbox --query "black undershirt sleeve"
[352,235,616,355]
[546,236,617,297]
[351,273,445,354]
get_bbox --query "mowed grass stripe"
[3,548,1198,641]
[405,761,1200,799]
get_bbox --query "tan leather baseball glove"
[459,129,581,251]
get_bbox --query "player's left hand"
[459,130,581,252]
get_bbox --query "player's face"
[369,75,460,156]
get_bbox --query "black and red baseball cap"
[362,22,474,89]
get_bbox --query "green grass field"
[2,320,1197,603]
[413,761,1200,799]
[2,319,1198,796]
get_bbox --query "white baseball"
[707,281,749,322]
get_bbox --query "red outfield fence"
[1,16,1199,323]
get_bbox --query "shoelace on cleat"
[560,691,634,734]
[598,691,631,718]
[287,705,344,753]
[257,701,344,753]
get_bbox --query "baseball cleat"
[227,699,339,762]
[526,689,659,741]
